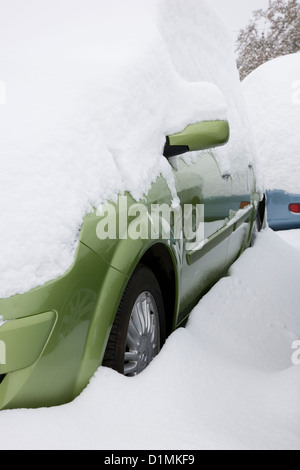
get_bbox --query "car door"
[170,151,233,323]
[225,162,255,265]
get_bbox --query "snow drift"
[243,53,300,194]
[0,0,255,298]
[0,229,299,450]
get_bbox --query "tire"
[102,264,166,376]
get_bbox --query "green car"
[0,121,264,410]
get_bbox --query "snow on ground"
[0,229,299,450]
[242,53,300,194]
[0,0,254,299]
[278,229,300,252]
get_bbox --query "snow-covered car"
[243,53,300,231]
[266,191,300,231]
[0,0,263,410]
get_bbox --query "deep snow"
[242,53,300,194]
[278,229,300,252]
[0,229,299,451]
[0,0,255,299]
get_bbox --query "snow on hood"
[243,53,300,194]
[0,0,253,298]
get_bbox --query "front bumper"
[0,311,56,376]
[0,241,127,410]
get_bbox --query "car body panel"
[167,120,230,152]
[0,149,259,410]
[267,190,300,231]
[0,243,127,409]
[226,164,258,264]
[0,311,56,375]
[172,153,231,319]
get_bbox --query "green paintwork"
[0,243,128,409]
[0,120,261,411]
[0,311,56,375]
[168,120,230,152]
[186,204,254,265]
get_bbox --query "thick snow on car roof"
[243,53,300,194]
[0,0,255,298]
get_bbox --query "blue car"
[267,190,300,231]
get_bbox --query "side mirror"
[163,120,230,158]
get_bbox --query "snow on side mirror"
[163,120,230,158]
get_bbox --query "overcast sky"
[210,0,270,39]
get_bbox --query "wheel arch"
[139,242,178,337]
[73,240,179,398]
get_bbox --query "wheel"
[102,264,166,376]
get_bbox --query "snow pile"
[243,53,300,194]
[0,229,299,450]
[157,0,257,177]
[0,0,254,298]
[278,229,300,252]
